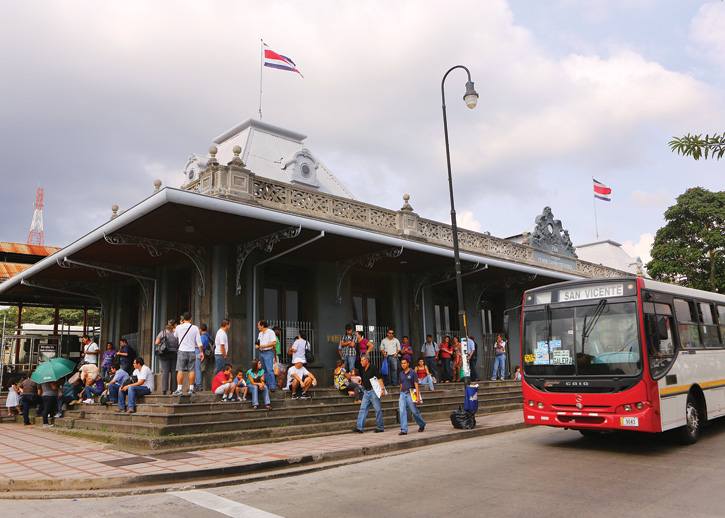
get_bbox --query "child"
[226,369,248,402]
[513,365,521,381]
[212,365,234,399]
[5,379,20,416]
[101,342,117,382]
[350,369,363,402]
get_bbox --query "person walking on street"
[398,358,426,435]
[173,312,202,395]
[492,334,507,380]
[421,334,439,382]
[255,320,277,391]
[352,354,386,433]
[380,329,400,386]
[339,324,357,373]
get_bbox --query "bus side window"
[718,306,725,346]
[645,312,675,379]
[674,298,702,349]
[699,302,721,348]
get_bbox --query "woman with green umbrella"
[31,358,76,428]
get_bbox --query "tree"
[646,187,725,293]
[0,306,99,327]
[669,133,725,161]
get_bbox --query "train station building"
[0,119,634,383]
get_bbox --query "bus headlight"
[528,400,535,407]
[635,402,644,410]
[537,402,544,409]
[624,404,632,412]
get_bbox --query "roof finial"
[401,193,413,212]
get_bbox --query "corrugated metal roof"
[0,263,31,279]
[575,240,640,275]
[0,242,60,256]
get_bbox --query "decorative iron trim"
[335,246,404,303]
[103,233,206,296]
[235,225,302,295]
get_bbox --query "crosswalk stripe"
[171,489,283,518]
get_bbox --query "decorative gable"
[282,148,320,189]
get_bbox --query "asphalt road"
[8,419,725,518]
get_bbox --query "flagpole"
[259,39,264,120]
[592,176,599,239]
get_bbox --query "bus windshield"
[523,301,641,376]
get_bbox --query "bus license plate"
[621,416,639,427]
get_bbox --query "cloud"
[630,189,673,210]
[622,233,654,264]
[689,2,725,68]
[457,211,482,232]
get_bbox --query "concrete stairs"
[20,381,523,454]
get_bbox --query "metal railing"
[267,320,315,364]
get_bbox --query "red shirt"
[212,371,231,392]
[439,343,453,359]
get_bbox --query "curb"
[0,420,529,497]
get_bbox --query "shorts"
[176,351,196,372]
[214,383,232,394]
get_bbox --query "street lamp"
[441,65,478,363]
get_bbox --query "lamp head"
[463,80,479,109]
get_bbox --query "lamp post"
[441,65,478,368]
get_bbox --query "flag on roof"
[263,43,304,78]
[593,178,611,201]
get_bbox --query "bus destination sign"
[559,283,625,302]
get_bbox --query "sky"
[2,0,725,267]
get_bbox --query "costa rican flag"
[264,43,304,78]
[593,178,611,201]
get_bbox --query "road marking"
[171,489,283,518]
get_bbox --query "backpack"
[203,332,214,360]
[304,341,315,364]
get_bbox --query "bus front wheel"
[678,394,701,445]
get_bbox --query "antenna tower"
[27,187,45,246]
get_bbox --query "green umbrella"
[30,358,77,383]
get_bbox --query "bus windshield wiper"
[581,299,607,352]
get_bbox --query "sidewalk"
[0,410,525,495]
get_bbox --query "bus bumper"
[523,406,659,433]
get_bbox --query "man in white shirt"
[380,329,401,385]
[256,320,277,390]
[173,312,202,395]
[117,357,154,413]
[81,335,100,366]
[288,332,309,365]
[288,360,317,400]
[215,319,231,374]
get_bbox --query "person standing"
[439,336,454,382]
[214,319,230,375]
[398,358,426,435]
[40,379,58,428]
[100,342,117,382]
[467,335,480,381]
[338,325,357,373]
[81,335,100,366]
[116,338,134,373]
[380,329,401,386]
[421,334,439,382]
[492,334,507,380]
[196,323,210,391]
[155,320,178,395]
[352,354,386,433]
[173,312,202,395]
[452,336,463,381]
[355,331,374,372]
[19,371,43,427]
[255,320,277,390]
[288,332,310,365]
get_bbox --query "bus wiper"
[581,299,607,351]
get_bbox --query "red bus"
[521,277,725,444]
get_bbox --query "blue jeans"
[108,383,120,403]
[214,354,226,375]
[355,389,384,431]
[441,357,453,382]
[81,385,103,400]
[343,356,356,373]
[418,375,435,390]
[398,391,425,433]
[195,354,205,390]
[249,384,270,407]
[423,357,439,381]
[493,354,506,379]
[386,356,398,385]
[118,385,151,410]
[259,350,276,388]
[20,394,43,425]
[469,353,479,380]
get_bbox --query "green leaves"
[669,133,725,161]
[646,187,725,293]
